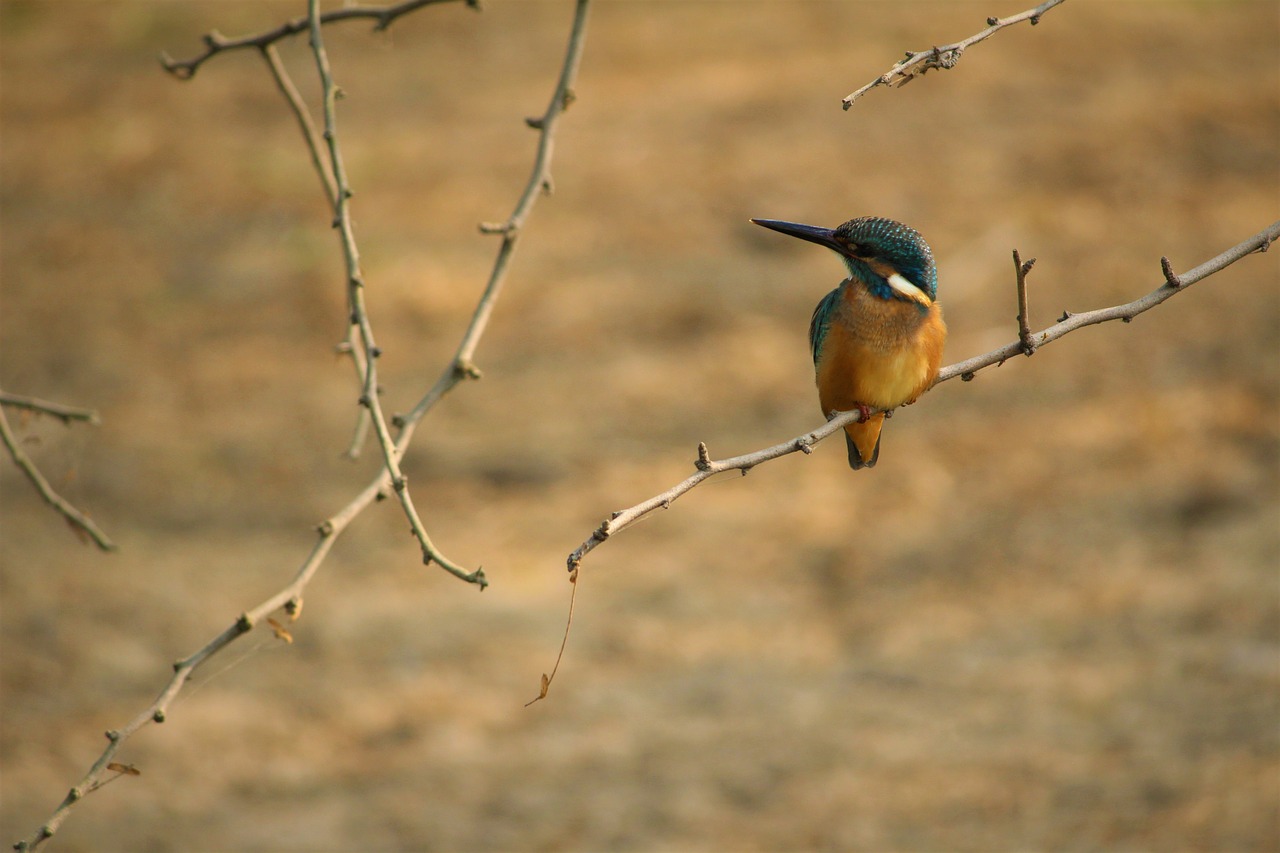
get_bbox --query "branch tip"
[453,358,482,380]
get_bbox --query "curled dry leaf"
[266,618,294,644]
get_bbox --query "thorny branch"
[841,0,1067,108]
[0,390,115,551]
[564,221,1279,577]
[15,1,592,848]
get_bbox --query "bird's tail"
[844,414,884,469]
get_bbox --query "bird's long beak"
[750,218,844,255]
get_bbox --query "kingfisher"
[751,216,947,469]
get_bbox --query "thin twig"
[562,220,1280,581]
[1013,249,1037,354]
[525,567,581,706]
[307,0,484,586]
[0,389,116,551]
[336,326,374,460]
[564,411,871,574]
[842,0,1067,109]
[257,44,373,459]
[0,392,101,426]
[160,0,477,80]
[395,0,591,431]
[259,43,337,212]
[15,5,593,846]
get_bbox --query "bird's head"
[751,216,938,305]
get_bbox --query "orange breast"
[815,284,946,417]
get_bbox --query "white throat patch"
[887,272,931,304]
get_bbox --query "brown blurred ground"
[2,1,1278,850]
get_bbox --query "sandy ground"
[2,1,1278,850]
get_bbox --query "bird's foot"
[828,403,875,422]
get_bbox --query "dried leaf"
[266,617,293,644]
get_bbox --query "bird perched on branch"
[751,216,946,469]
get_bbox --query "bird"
[751,216,946,469]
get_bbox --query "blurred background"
[2,1,1277,850]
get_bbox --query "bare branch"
[159,0,477,80]
[257,44,374,459]
[15,4,593,846]
[259,43,337,212]
[0,389,115,551]
[396,0,592,431]
[564,220,1280,579]
[0,391,101,426]
[336,325,374,460]
[945,220,1278,383]
[1013,249,1037,354]
[841,0,1067,109]
[305,0,485,586]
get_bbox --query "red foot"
[828,403,873,422]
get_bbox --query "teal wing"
[808,287,841,366]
